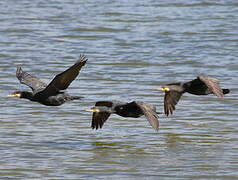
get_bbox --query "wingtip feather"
[79,54,88,64]
[16,66,23,76]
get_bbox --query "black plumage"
[85,101,159,130]
[8,55,87,106]
[159,76,230,116]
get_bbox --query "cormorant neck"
[182,82,191,91]
[98,106,113,113]
[20,91,34,100]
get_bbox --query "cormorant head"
[8,91,22,98]
[85,107,101,113]
[85,106,111,113]
[159,87,170,92]
[8,91,34,99]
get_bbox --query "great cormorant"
[159,76,230,116]
[8,55,87,106]
[85,101,160,130]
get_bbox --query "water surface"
[0,0,237,179]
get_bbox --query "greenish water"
[0,0,237,179]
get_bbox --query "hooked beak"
[7,93,21,98]
[158,87,170,92]
[84,108,100,113]
[159,87,170,92]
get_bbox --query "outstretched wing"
[198,76,224,98]
[91,101,113,130]
[36,55,87,97]
[164,91,182,116]
[16,67,47,93]
[92,112,111,130]
[131,101,159,130]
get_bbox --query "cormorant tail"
[222,89,230,94]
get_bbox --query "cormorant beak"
[158,87,170,92]
[7,93,21,98]
[84,108,100,113]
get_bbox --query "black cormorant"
[85,101,159,130]
[159,76,230,116]
[8,55,87,106]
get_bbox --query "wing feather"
[198,76,224,98]
[95,101,113,107]
[91,101,113,130]
[133,101,159,130]
[35,55,87,97]
[16,67,47,93]
[164,91,182,116]
[92,112,111,130]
